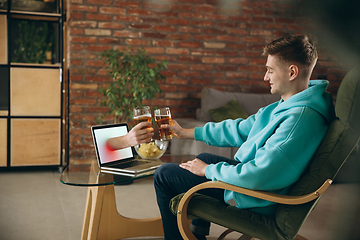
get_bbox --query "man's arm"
[162,120,195,139]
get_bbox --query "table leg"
[81,183,163,240]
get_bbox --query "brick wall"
[66,0,349,162]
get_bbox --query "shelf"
[11,11,61,21]
[11,62,61,68]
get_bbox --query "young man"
[154,34,335,240]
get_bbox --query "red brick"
[85,76,109,82]
[86,0,112,5]
[202,57,224,64]
[167,34,191,41]
[190,64,213,71]
[215,50,238,57]
[84,91,101,98]
[192,20,213,27]
[143,47,164,54]
[204,13,227,21]
[217,22,238,28]
[167,19,191,26]
[252,16,273,23]
[129,23,151,30]
[70,98,97,105]
[70,4,98,12]
[217,36,240,42]
[215,65,238,71]
[85,13,111,21]
[194,35,216,41]
[153,25,176,32]
[169,4,192,12]
[128,9,152,16]
[161,70,176,78]
[98,22,125,29]
[241,36,264,43]
[114,0,139,8]
[227,43,247,50]
[113,15,139,22]
[99,7,126,15]
[191,49,214,56]
[214,79,238,85]
[70,36,97,44]
[226,58,248,64]
[84,60,104,67]
[142,2,168,9]
[151,99,177,106]
[227,29,248,35]
[178,56,201,63]
[193,5,216,13]
[203,28,226,35]
[126,39,151,45]
[152,40,176,47]
[166,48,190,55]
[113,30,138,38]
[160,85,177,92]
[70,59,83,66]
[228,15,251,22]
[190,78,213,85]
[99,37,124,44]
[203,72,223,78]
[143,32,167,39]
[84,29,111,36]
[69,75,84,82]
[153,11,178,18]
[180,12,203,19]
[70,44,83,51]
[178,86,202,92]
[69,20,97,28]
[250,29,272,37]
[242,8,263,15]
[179,26,202,33]
[166,78,189,85]
[226,72,248,78]
[167,63,189,71]
[177,71,202,78]
[265,24,284,30]
[70,28,84,35]
[70,12,83,19]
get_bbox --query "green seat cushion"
[209,99,248,122]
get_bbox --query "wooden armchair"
[170,67,360,240]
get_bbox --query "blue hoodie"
[194,80,335,215]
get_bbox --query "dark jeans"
[153,153,239,240]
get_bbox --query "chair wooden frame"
[176,179,333,240]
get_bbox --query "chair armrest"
[176,179,332,240]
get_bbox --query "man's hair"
[262,34,318,67]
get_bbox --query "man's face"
[264,55,292,99]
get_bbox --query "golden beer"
[154,113,173,140]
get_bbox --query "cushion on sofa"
[209,99,248,122]
[197,88,280,122]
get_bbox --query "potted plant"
[97,47,167,125]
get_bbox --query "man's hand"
[161,120,195,139]
[179,158,208,177]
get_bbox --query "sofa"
[170,88,280,159]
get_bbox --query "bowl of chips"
[134,139,169,160]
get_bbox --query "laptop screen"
[91,123,134,165]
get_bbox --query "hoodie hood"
[274,80,335,123]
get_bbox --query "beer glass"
[133,106,152,128]
[154,107,173,140]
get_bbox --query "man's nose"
[264,72,269,81]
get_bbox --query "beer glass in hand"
[154,107,173,140]
[133,106,152,128]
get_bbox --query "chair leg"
[218,229,234,240]
[294,234,308,240]
[237,234,255,240]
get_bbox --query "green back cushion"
[209,99,248,122]
[275,67,360,238]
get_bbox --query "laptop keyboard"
[112,159,150,169]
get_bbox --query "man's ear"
[289,65,299,81]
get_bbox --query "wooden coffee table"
[60,155,196,240]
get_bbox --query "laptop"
[91,123,163,177]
